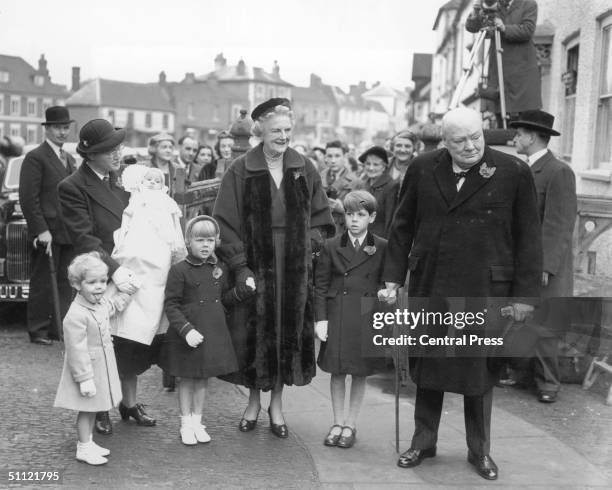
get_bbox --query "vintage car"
[0,154,31,301]
[0,145,83,302]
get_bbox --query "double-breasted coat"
[466,0,542,114]
[383,147,542,395]
[54,294,122,412]
[58,162,129,275]
[530,150,577,333]
[315,232,387,376]
[364,172,400,239]
[161,256,239,379]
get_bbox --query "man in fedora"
[19,106,76,345]
[511,110,577,403]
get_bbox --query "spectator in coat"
[213,131,235,178]
[19,106,76,344]
[388,130,419,186]
[511,110,577,403]
[379,107,542,480]
[466,0,542,124]
[359,146,399,238]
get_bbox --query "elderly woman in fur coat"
[213,98,335,438]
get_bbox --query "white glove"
[185,329,204,348]
[377,288,398,305]
[314,321,328,341]
[112,266,140,294]
[245,277,256,291]
[80,379,96,397]
[511,303,534,322]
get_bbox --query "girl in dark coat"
[359,146,399,238]
[314,191,387,449]
[161,216,252,446]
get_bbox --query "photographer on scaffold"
[466,0,542,127]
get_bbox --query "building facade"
[66,76,174,147]
[0,54,68,144]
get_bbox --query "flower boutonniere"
[293,169,304,180]
[363,245,377,256]
[212,266,223,279]
[479,162,496,179]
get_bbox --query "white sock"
[191,413,204,427]
[180,415,192,428]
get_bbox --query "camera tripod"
[449,25,508,129]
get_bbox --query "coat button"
[199,300,204,304]
[344,272,348,276]
[215,299,219,303]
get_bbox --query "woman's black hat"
[251,98,291,121]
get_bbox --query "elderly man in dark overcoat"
[19,107,76,344]
[511,110,577,403]
[466,0,542,121]
[380,108,542,480]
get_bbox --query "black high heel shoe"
[119,402,156,426]
[268,407,288,438]
[238,406,261,432]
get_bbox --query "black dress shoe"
[538,391,557,403]
[323,424,343,447]
[268,408,288,438]
[397,447,436,468]
[337,426,357,449]
[467,451,498,480]
[95,411,113,435]
[238,407,261,432]
[119,403,156,426]
[30,336,52,346]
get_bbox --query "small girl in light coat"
[54,252,130,465]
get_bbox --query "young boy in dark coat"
[314,190,387,449]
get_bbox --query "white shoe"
[90,440,110,457]
[180,426,197,445]
[76,442,108,465]
[191,414,211,443]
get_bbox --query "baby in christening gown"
[108,165,187,346]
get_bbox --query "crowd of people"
[16,89,577,482]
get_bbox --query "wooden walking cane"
[394,320,400,453]
[46,246,63,340]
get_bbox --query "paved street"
[1,303,612,488]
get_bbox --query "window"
[162,114,169,130]
[27,98,36,116]
[145,113,152,128]
[187,104,194,120]
[42,98,52,112]
[34,75,44,87]
[0,95,3,115]
[107,110,115,125]
[562,42,579,160]
[10,96,20,115]
[10,123,21,137]
[595,17,612,167]
[213,105,219,122]
[0,71,8,83]
[26,124,37,143]
[127,112,134,128]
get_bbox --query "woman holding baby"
[59,119,176,435]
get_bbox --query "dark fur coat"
[214,144,335,390]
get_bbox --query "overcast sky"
[0,0,446,92]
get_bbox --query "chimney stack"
[237,59,246,76]
[310,73,322,87]
[214,53,227,71]
[71,66,80,92]
[158,70,167,86]
[38,54,49,78]
[272,60,280,78]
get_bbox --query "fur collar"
[245,144,304,173]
